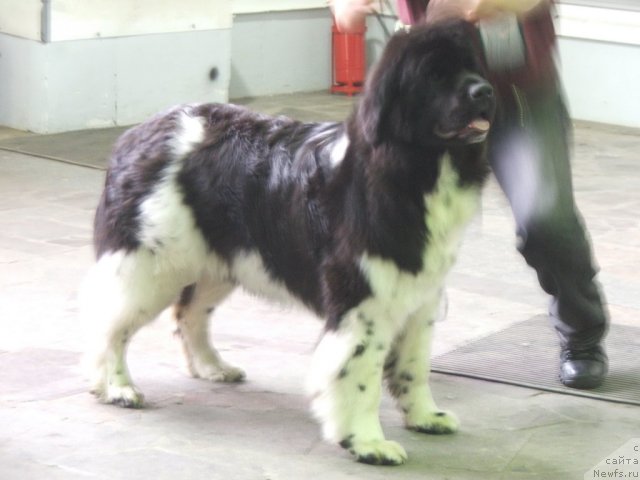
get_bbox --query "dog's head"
[358,20,495,148]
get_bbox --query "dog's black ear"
[357,31,411,146]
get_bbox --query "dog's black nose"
[468,81,494,103]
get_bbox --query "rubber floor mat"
[432,315,640,406]
[0,126,127,170]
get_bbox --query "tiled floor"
[0,92,638,479]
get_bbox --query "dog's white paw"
[93,383,145,409]
[189,360,246,383]
[341,437,408,466]
[406,410,459,434]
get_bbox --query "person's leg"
[488,83,609,389]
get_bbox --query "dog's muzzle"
[468,80,494,115]
[464,79,494,142]
[435,76,495,144]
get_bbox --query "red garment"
[396,0,428,24]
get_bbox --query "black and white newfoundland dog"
[81,20,495,465]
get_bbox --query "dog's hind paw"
[189,361,246,383]
[92,384,145,409]
[342,438,408,466]
[406,410,459,434]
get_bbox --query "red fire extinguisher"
[331,18,366,96]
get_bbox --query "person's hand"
[426,0,547,23]
[330,0,378,32]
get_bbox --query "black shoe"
[559,345,608,389]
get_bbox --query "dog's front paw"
[93,384,145,409]
[406,410,459,434]
[189,360,246,383]
[341,437,408,466]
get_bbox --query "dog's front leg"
[385,299,459,434]
[307,308,408,466]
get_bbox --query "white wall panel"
[558,37,640,128]
[557,4,640,46]
[230,9,331,99]
[233,1,325,14]
[0,0,42,40]
[0,28,230,133]
[49,0,232,41]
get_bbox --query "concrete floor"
[0,92,639,479]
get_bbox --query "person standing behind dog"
[331,0,609,389]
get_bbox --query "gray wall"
[0,7,638,132]
[558,37,640,128]
[229,9,395,99]
[0,29,230,133]
[229,9,332,99]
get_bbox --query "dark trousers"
[488,82,609,349]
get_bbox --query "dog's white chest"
[360,155,480,323]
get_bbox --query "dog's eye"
[431,67,454,85]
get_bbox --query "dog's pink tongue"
[469,119,490,132]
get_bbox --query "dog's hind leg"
[385,298,459,434]
[173,279,245,383]
[81,249,184,408]
[308,307,408,466]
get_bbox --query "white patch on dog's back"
[330,133,350,168]
[170,106,206,158]
[360,154,480,324]
[135,107,217,281]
